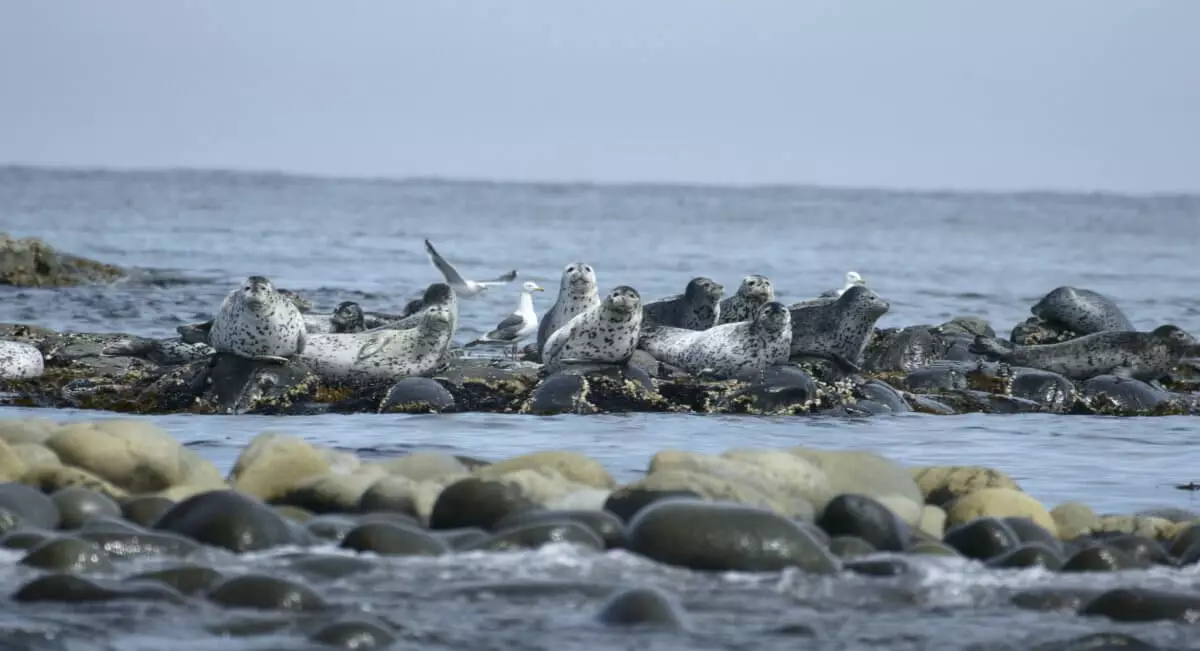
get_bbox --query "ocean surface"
[1,166,1199,649]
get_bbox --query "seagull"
[819,270,866,298]
[464,281,545,358]
[424,239,518,298]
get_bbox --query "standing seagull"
[424,239,518,298]
[820,271,866,298]
[465,281,545,358]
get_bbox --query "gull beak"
[533,286,545,292]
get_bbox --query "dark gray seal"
[209,276,307,364]
[543,286,643,371]
[717,275,774,325]
[969,325,1200,381]
[788,285,890,371]
[302,301,368,334]
[537,262,600,356]
[640,302,792,380]
[1031,286,1134,335]
[642,277,724,330]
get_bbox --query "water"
[2,166,1200,649]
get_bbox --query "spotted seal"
[640,302,792,379]
[300,303,456,384]
[537,262,600,355]
[717,275,775,325]
[0,340,44,379]
[1031,286,1134,335]
[969,325,1200,382]
[302,301,369,334]
[642,277,724,330]
[208,275,307,364]
[542,286,642,371]
[100,336,214,365]
[788,285,890,371]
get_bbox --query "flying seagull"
[465,281,545,358]
[424,239,518,298]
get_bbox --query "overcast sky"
[0,1,1197,193]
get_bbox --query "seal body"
[208,276,307,363]
[368,283,458,335]
[537,263,600,355]
[300,305,456,384]
[640,302,792,379]
[1031,286,1134,335]
[642,277,724,330]
[970,325,1199,382]
[788,285,890,369]
[718,275,774,325]
[543,286,643,371]
[0,340,44,379]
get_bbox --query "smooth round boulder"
[287,555,378,581]
[1062,544,1146,573]
[356,476,421,518]
[817,494,909,552]
[431,527,490,550]
[379,377,456,413]
[843,558,911,577]
[13,572,186,605]
[120,495,176,527]
[603,488,703,523]
[0,529,55,550]
[19,536,116,573]
[1099,534,1171,566]
[0,482,61,530]
[524,374,594,416]
[152,490,301,553]
[827,536,876,559]
[310,618,397,649]
[1168,522,1200,558]
[339,522,448,557]
[984,542,1064,570]
[428,477,536,531]
[79,516,146,535]
[595,586,687,630]
[1079,587,1200,623]
[75,530,204,560]
[626,500,839,573]
[206,573,327,612]
[466,520,605,552]
[50,486,122,530]
[942,517,1020,561]
[126,564,224,596]
[492,508,626,548]
[305,515,360,543]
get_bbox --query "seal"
[1031,286,1134,335]
[969,325,1200,382]
[101,336,214,365]
[717,275,775,325]
[641,277,724,330]
[542,285,643,371]
[367,283,459,335]
[302,301,368,334]
[208,275,307,364]
[640,301,792,379]
[537,262,601,356]
[788,285,890,371]
[0,340,44,379]
[300,302,456,384]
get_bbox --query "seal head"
[331,301,366,333]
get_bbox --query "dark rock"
[378,377,455,413]
[525,363,664,415]
[304,515,359,544]
[120,495,176,527]
[1031,632,1162,651]
[428,477,536,531]
[286,555,377,580]
[907,541,960,557]
[12,572,185,605]
[310,618,397,649]
[1062,544,1147,572]
[1011,588,1102,613]
[984,542,1064,570]
[1079,587,1200,623]
[861,325,944,373]
[492,508,626,549]
[625,500,839,573]
[339,521,448,556]
[817,494,910,552]
[523,374,593,415]
[720,364,817,414]
[1168,522,1200,558]
[942,517,1020,561]
[1010,368,1076,412]
[19,536,116,572]
[0,233,124,287]
[843,558,911,577]
[603,489,703,523]
[75,529,205,560]
[79,516,147,535]
[1002,516,1061,550]
[0,529,55,550]
[1098,534,1171,566]
[355,511,422,529]
[357,479,420,518]
[902,361,973,392]
[595,586,687,630]
[152,490,302,553]
[904,393,958,415]
[827,536,877,559]
[205,352,319,415]
[466,520,605,552]
[1010,316,1075,346]
[0,482,61,530]
[1078,375,1174,415]
[206,573,327,612]
[852,380,910,413]
[50,486,122,530]
[126,564,224,595]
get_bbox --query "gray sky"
[1,1,1197,193]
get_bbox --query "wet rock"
[467,520,605,552]
[79,516,145,534]
[1009,368,1077,412]
[719,365,818,414]
[1079,587,1200,623]
[310,618,397,649]
[984,542,1064,570]
[942,516,1020,561]
[1011,588,1104,613]
[76,529,205,560]
[432,359,539,413]
[843,557,911,577]
[126,564,224,595]
[152,489,303,553]
[917,505,948,539]
[371,450,471,482]
[944,487,1057,536]
[522,363,664,415]
[428,476,536,530]
[603,487,703,523]
[228,431,339,502]
[21,463,129,501]
[595,586,687,630]
[205,352,320,415]
[1010,316,1075,346]
[907,540,960,556]
[338,521,448,556]
[1093,514,1175,540]
[121,495,176,527]
[492,508,626,549]
[1051,501,1099,540]
[1078,375,1175,415]
[278,471,387,515]
[827,535,876,558]
[1031,632,1163,651]
[786,448,923,525]
[1002,516,1060,550]
[378,377,455,413]
[13,572,185,605]
[851,379,911,414]
[625,499,840,573]
[0,233,124,287]
[1061,543,1147,572]
[861,325,947,373]
[431,527,490,550]
[816,493,910,552]
[0,529,55,550]
[356,476,423,519]
[286,554,377,580]
[477,450,615,489]
[206,573,328,612]
[1098,534,1171,566]
[523,374,592,415]
[304,515,359,543]
[50,486,121,530]
[19,536,116,572]
[1170,522,1200,559]
[0,481,61,530]
[645,449,829,518]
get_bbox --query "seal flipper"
[968,335,1014,361]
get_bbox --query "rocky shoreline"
[0,416,1197,648]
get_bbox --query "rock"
[467,520,606,552]
[126,564,224,596]
[908,541,960,557]
[1061,543,1145,572]
[310,618,397,649]
[816,493,910,552]
[1099,534,1171,566]
[428,476,537,530]
[0,529,55,550]
[121,495,176,527]
[910,466,1022,507]
[378,377,456,413]
[0,233,124,287]
[1079,375,1175,414]
[827,536,876,558]
[0,417,58,444]
[985,542,1065,570]
[603,487,703,523]
[605,468,804,521]
[944,488,1057,536]
[20,463,128,501]
[356,475,422,520]
[431,527,490,550]
[19,536,116,573]
[278,470,386,514]
[228,431,335,502]
[9,442,61,470]
[13,572,185,605]
[339,521,448,556]
[79,516,145,534]
[942,517,1020,561]
[287,554,377,580]
[50,486,122,529]
[917,505,947,539]
[1009,368,1076,412]
[151,489,303,553]
[492,508,626,549]
[1093,515,1174,540]
[206,573,327,612]
[844,557,912,577]
[1169,522,1200,558]
[0,481,61,529]
[476,450,616,489]
[595,586,687,630]
[76,529,205,561]
[1050,501,1099,540]
[786,448,923,525]
[653,449,829,517]
[1079,587,1200,623]
[625,499,840,573]
[0,439,28,482]
[205,352,319,415]
[371,450,470,482]
[1002,516,1061,550]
